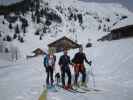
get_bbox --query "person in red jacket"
[72,46,91,87]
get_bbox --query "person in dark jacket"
[44,49,56,87]
[59,49,72,89]
[72,46,91,87]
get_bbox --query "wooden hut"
[32,48,44,56]
[48,36,81,52]
[98,25,133,41]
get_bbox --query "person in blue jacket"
[44,49,56,87]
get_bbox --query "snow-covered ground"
[0,38,133,100]
[1,0,133,100]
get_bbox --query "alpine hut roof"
[32,48,44,55]
[48,36,81,52]
[98,25,133,41]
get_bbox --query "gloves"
[88,61,92,66]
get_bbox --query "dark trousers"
[61,66,71,87]
[46,66,54,86]
[74,64,86,85]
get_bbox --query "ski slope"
[0,38,133,100]
[1,0,133,55]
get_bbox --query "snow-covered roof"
[112,15,133,30]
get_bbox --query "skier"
[58,48,72,89]
[44,48,56,87]
[72,46,91,87]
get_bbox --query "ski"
[79,87,103,94]
[43,85,58,92]
[78,87,91,92]
[72,88,87,93]
[38,87,47,100]
[47,85,58,92]
[56,84,86,93]
[79,87,102,92]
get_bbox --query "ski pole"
[91,66,96,89]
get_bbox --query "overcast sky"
[0,0,133,12]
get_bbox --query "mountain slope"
[0,0,133,56]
